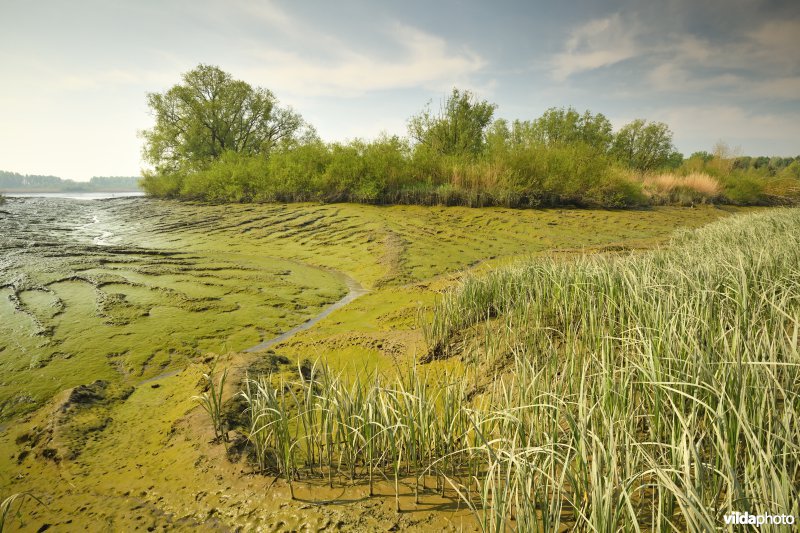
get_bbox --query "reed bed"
[239,362,479,511]
[232,209,798,531]
[424,208,800,530]
[641,172,723,205]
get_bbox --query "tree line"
[140,65,799,207]
[0,172,141,192]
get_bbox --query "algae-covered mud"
[0,197,345,421]
[0,198,739,530]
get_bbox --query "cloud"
[664,19,800,74]
[751,77,800,100]
[225,2,486,97]
[240,22,486,97]
[549,14,640,81]
[746,20,800,70]
[550,12,800,103]
[647,24,800,100]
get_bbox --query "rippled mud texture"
[0,198,345,420]
[0,197,743,530]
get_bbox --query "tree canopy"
[408,88,497,157]
[532,108,614,152]
[141,64,305,173]
[611,119,676,172]
[137,72,798,208]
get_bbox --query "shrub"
[586,171,646,208]
[178,152,271,202]
[642,172,722,205]
[139,171,184,198]
[720,174,766,205]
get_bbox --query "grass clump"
[193,364,229,442]
[641,172,722,205]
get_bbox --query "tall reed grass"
[0,492,43,532]
[424,209,800,530]
[641,172,722,205]
[228,209,798,531]
[193,365,229,442]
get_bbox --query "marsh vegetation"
[140,66,800,209]
[2,194,750,530]
[221,209,800,530]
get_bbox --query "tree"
[532,107,613,152]
[141,64,305,173]
[665,150,684,170]
[779,160,800,180]
[611,119,675,172]
[408,88,497,157]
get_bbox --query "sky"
[1,0,798,181]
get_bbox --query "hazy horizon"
[1,0,798,182]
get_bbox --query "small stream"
[137,268,367,386]
[244,271,367,352]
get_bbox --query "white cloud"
[550,14,639,81]
[663,20,800,75]
[550,14,800,103]
[746,20,800,70]
[238,20,485,97]
[751,77,800,100]
[221,1,487,97]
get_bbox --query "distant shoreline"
[2,191,145,200]
[1,189,142,193]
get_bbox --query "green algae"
[0,198,347,420]
[0,196,752,530]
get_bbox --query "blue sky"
[1,0,798,180]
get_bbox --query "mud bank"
[0,197,743,530]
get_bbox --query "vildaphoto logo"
[723,511,796,526]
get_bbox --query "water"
[244,272,368,352]
[3,191,145,200]
[0,194,133,248]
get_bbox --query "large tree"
[532,107,614,152]
[141,64,304,173]
[611,119,675,172]
[408,88,497,157]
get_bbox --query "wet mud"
[0,196,739,530]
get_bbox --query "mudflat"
[0,197,736,530]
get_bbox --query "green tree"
[408,88,497,157]
[141,64,305,174]
[689,151,713,163]
[611,119,675,172]
[665,150,684,170]
[484,119,511,156]
[779,160,800,180]
[532,107,613,152]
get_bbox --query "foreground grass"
[426,209,800,529]
[236,209,799,531]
